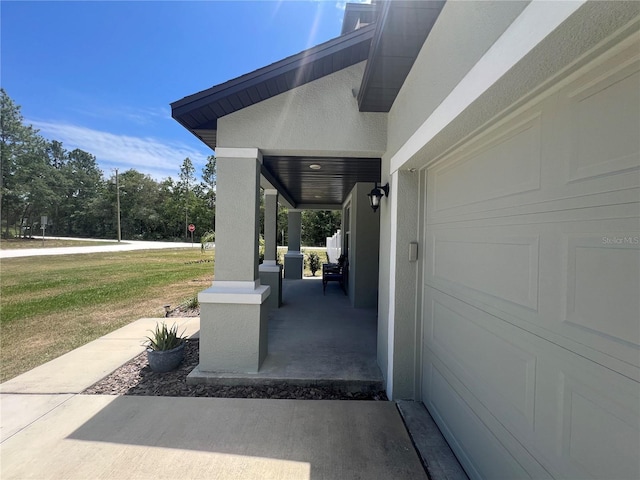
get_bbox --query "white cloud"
[70,104,171,127]
[29,120,210,181]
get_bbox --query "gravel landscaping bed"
[83,339,388,401]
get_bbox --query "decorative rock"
[83,339,387,401]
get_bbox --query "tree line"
[1,89,339,246]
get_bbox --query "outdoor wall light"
[367,182,389,212]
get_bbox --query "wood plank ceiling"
[262,156,381,208]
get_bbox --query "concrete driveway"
[0,318,428,480]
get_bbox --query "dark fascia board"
[357,0,446,112]
[171,24,376,128]
[356,0,392,109]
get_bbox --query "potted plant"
[144,322,186,373]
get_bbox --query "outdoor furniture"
[322,260,347,295]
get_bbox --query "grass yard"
[0,238,120,250]
[0,248,214,381]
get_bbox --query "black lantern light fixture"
[367,182,389,212]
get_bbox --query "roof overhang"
[357,0,446,112]
[170,1,444,208]
[171,24,376,152]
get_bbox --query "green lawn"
[0,248,214,381]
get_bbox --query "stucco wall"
[386,0,529,161]
[217,62,387,158]
[376,166,421,399]
[376,163,391,391]
[344,183,380,309]
[214,153,261,282]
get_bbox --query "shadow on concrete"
[63,396,427,479]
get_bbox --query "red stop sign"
[188,224,195,232]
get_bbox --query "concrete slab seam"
[395,401,432,479]
[0,393,76,444]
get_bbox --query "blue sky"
[1,0,365,180]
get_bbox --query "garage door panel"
[429,231,539,310]
[423,357,548,480]
[430,113,542,215]
[565,57,640,183]
[534,351,640,479]
[425,216,640,371]
[420,34,639,479]
[425,288,537,434]
[426,47,639,227]
[564,233,640,347]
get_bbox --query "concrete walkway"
[0,238,200,259]
[189,278,383,391]
[0,318,429,480]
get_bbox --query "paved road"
[0,238,205,259]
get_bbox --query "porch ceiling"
[261,156,381,208]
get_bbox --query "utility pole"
[115,169,122,243]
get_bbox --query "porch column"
[284,209,303,279]
[259,189,282,308]
[196,147,270,373]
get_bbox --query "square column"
[195,148,270,374]
[259,189,282,308]
[284,209,303,279]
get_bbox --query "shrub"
[182,295,199,310]
[308,252,321,276]
[200,230,215,253]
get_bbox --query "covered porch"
[188,277,383,393]
[171,21,387,388]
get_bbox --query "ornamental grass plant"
[145,322,186,351]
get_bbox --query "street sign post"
[188,224,195,246]
[41,216,48,246]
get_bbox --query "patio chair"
[322,255,347,295]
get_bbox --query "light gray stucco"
[217,62,387,158]
[376,168,421,400]
[386,0,530,161]
[284,210,303,279]
[214,154,261,282]
[259,189,282,309]
[263,190,278,262]
[199,302,268,373]
[197,148,270,374]
[345,183,380,309]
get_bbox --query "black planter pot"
[147,342,185,373]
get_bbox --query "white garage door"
[420,37,639,479]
